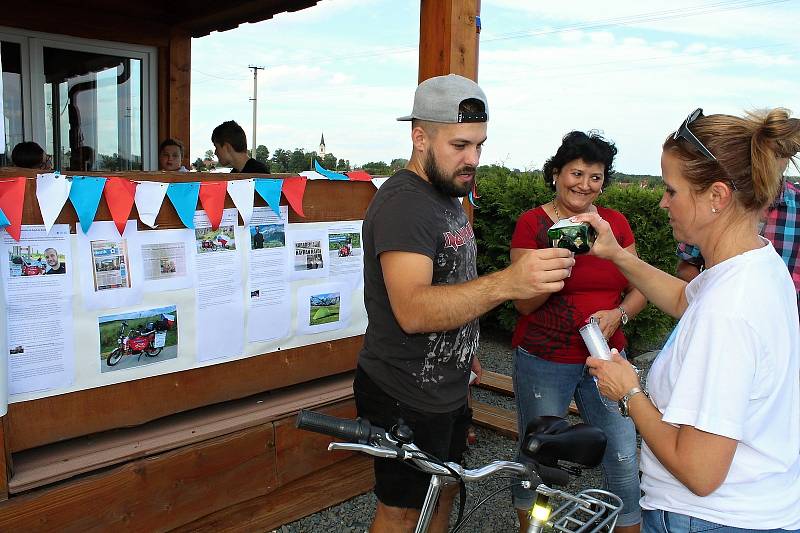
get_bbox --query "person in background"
[355,74,574,533]
[158,138,188,172]
[582,108,800,532]
[11,141,52,170]
[211,120,268,174]
[509,130,646,533]
[675,157,799,304]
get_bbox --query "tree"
[288,148,310,173]
[271,148,290,172]
[361,161,390,175]
[321,153,337,170]
[193,158,207,171]
[255,145,270,164]
[204,149,214,162]
[390,158,408,172]
[336,158,351,171]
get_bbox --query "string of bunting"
[0,160,381,242]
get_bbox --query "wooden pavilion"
[0,0,481,530]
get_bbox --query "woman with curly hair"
[510,130,646,532]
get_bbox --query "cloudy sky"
[190,0,800,175]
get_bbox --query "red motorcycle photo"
[106,320,166,366]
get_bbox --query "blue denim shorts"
[643,509,800,533]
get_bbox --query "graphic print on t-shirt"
[416,210,479,386]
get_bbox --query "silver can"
[579,317,612,360]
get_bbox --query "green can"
[547,219,596,254]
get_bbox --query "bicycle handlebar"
[296,409,383,444]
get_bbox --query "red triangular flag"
[346,170,373,182]
[103,177,138,235]
[282,176,307,218]
[0,177,27,241]
[199,181,227,229]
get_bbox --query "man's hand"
[503,247,574,300]
[588,308,622,340]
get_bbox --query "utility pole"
[248,65,265,158]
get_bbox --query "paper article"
[247,206,291,342]
[134,228,196,292]
[194,208,244,361]
[1,225,74,395]
[288,228,330,280]
[327,221,364,288]
[77,220,143,310]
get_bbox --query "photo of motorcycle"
[106,320,166,366]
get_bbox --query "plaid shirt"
[676,181,800,294]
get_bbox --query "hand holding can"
[579,317,612,361]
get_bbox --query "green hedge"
[473,165,677,353]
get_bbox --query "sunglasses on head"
[673,108,738,191]
[673,108,717,161]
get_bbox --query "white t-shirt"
[640,240,800,529]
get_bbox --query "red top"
[511,206,635,364]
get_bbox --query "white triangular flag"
[36,173,72,233]
[299,170,327,180]
[134,181,169,228]
[371,177,389,189]
[227,178,255,226]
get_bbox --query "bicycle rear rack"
[548,488,622,532]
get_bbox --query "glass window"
[42,47,142,172]
[1,41,24,166]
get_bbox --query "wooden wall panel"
[176,454,373,533]
[0,425,276,532]
[274,400,357,487]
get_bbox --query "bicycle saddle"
[520,416,607,468]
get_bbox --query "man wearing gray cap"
[354,74,575,532]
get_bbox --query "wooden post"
[158,29,192,168]
[418,0,482,220]
[418,0,481,82]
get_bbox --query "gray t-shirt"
[358,169,479,413]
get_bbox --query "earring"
[552,179,556,185]
[711,207,718,213]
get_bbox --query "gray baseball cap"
[397,74,488,123]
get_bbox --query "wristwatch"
[617,305,629,325]
[618,386,649,417]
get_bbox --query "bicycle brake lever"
[328,442,406,460]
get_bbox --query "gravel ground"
[277,333,657,533]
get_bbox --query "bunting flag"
[198,181,227,230]
[104,177,138,235]
[135,181,169,228]
[313,159,348,181]
[299,170,327,181]
[36,173,72,233]
[0,207,9,227]
[254,178,283,218]
[0,178,26,241]
[69,176,107,234]
[166,182,200,229]
[281,176,307,218]
[468,191,479,208]
[471,180,480,199]
[346,170,373,182]
[227,178,255,226]
[371,177,389,189]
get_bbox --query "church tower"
[319,133,326,158]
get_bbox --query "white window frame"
[0,26,157,170]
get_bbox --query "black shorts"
[353,366,472,509]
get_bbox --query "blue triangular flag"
[166,182,200,229]
[468,191,479,208]
[69,176,108,234]
[0,207,9,227]
[254,178,284,218]
[314,159,348,181]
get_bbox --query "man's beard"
[423,149,475,197]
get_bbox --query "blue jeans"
[643,509,800,532]
[512,347,641,527]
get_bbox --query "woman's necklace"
[551,199,561,220]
